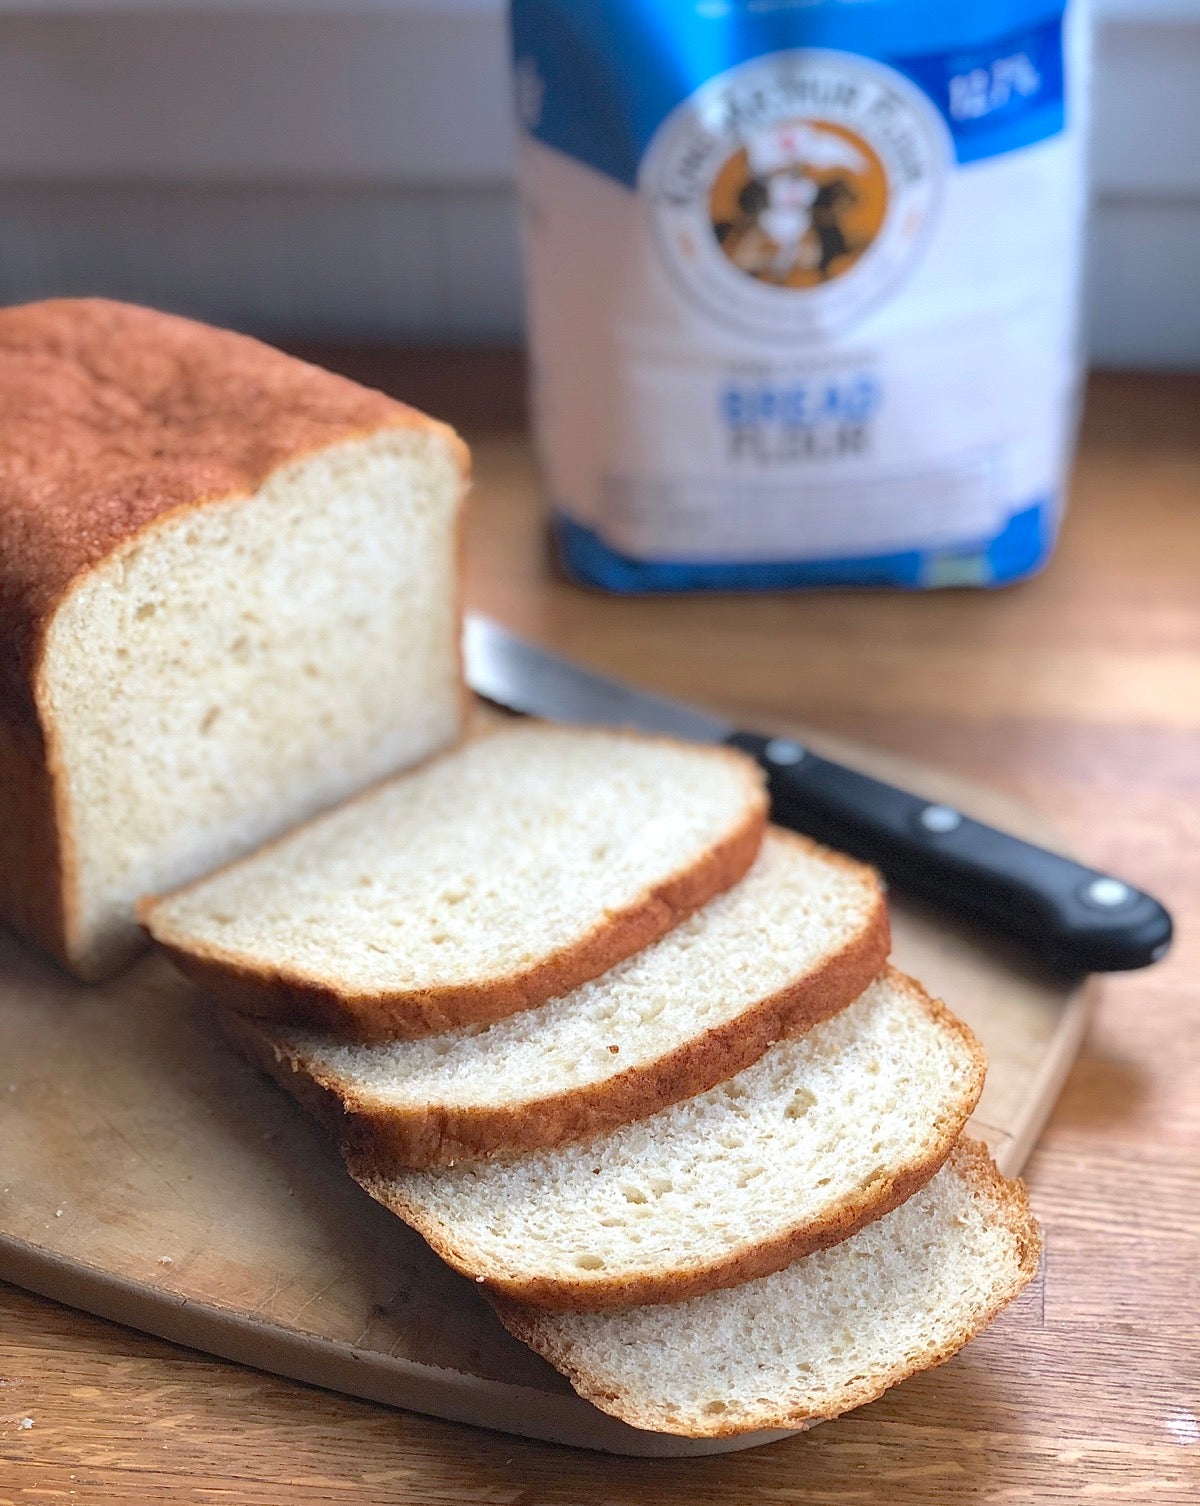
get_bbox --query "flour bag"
[510,0,1089,590]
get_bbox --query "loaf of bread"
[141,723,768,1039]
[222,828,888,1164]
[0,299,468,980]
[350,969,985,1309]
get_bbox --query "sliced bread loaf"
[351,969,984,1308]
[223,828,888,1165]
[141,723,768,1039]
[0,298,467,980]
[493,1140,1039,1437]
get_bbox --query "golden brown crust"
[230,831,889,1166]
[0,297,466,736]
[347,968,987,1310]
[489,1139,1042,1437]
[141,734,770,1040]
[0,297,469,979]
[0,719,71,969]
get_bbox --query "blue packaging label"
[512,0,1087,590]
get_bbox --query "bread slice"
[0,298,467,980]
[493,1140,1039,1436]
[141,723,768,1039]
[350,969,983,1308]
[223,828,888,1165]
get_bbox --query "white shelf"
[0,6,518,181]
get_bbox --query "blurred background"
[0,0,1196,366]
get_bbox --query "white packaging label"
[513,0,1088,587]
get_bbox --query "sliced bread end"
[490,1140,1040,1437]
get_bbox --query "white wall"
[0,0,1195,365]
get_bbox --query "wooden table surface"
[2,363,1198,1504]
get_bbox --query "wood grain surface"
[0,735,1089,1457]
[3,366,1198,1502]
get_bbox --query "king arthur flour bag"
[510,0,1089,590]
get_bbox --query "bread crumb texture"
[495,1141,1040,1436]
[144,725,767,1033]
[298,832,878,1107]
[361,969,985,1307]
[0,298,467,977]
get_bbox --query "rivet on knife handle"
[728,731,1174,976]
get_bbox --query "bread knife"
[464,614,1173,975]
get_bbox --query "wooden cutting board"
[0,723,1092,1458]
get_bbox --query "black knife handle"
[727,731,1173,975]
